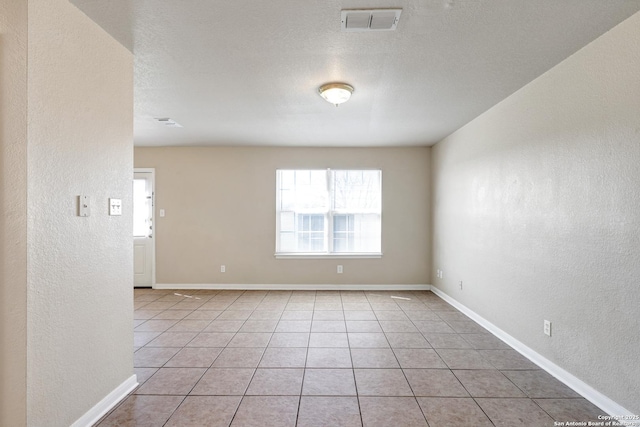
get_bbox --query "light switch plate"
[78,195,90,217]
[544,320,552,337]
[109,198,122,216]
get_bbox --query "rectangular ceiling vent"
[154,117,183,128]
[341,9,402,32]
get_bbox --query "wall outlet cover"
[544,320,552,337]
[78,195,90,217]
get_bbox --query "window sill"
[275,253,383,259]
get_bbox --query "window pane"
[333,170,381,212]
[278,170,328,211]
[297,213,326,252]
[332,213,381,253]
[311,215,324,231]
[333,214,353,252]
[279,211,295,232]
[279,232,296,252]
[350,213,381,252]
[280,170,295,190]
[280,189,294,210]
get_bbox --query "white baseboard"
[430,286,632,417]
[154,283,431,291]
[71,374,138,427]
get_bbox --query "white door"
[133,170,154,287]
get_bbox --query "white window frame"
[275,168,383,259]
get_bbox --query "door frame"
[134,167,156,288]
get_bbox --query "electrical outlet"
[220,265,226,273]
[544,320,551,337]
[337,265,343,274]
[459,281,463,290]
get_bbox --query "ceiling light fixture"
[318,83,354,106]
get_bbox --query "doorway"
[133,168,155,287]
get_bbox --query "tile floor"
[97,289,604,426]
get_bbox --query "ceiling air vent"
[341,9,402,32]
[153,118,183,128]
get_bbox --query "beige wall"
[0,0,28,425]
[0,0,134,425]
[432,12,640,412]
[135,147,431,285]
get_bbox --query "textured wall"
[135,146,431,285]
[0,0,28,425]
[26,0,134,425]
[432,12,640,412]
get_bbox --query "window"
[276,169,382,256]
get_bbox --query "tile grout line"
[211,289,272,427]
[345,292,365,427]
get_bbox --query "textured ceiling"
[70,0,640,147]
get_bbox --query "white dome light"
[318,83,354,106]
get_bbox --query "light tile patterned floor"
[97,289,604,426]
